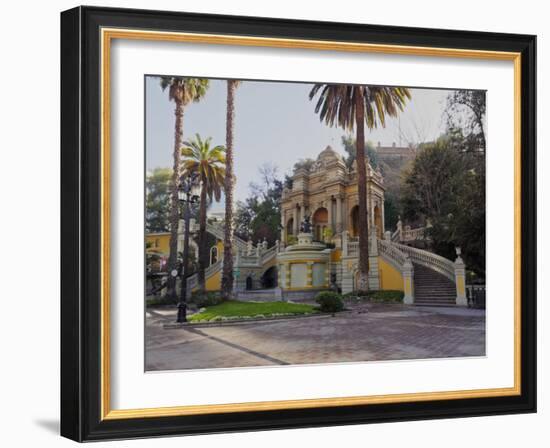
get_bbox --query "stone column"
[367,227,380,290]
[342,230,348,257]
[306,262,313,287]
[454,247,467,306]
[280,210,286,242]
[324,262,331,287]
[336,195,343,233]
[396,217,403,242]
[285,263,291,289]
[327,198,333,232]
[402,257,414,304]
[341,261,355,294]
[292,207,298,235]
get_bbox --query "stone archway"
[350,205,359,237]
[312,207,328,241]
[286,217,294,241]
[261,266,278,289]
[210,245,218,265]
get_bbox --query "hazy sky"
[145,77,451,210]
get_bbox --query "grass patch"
[189,300,317,322]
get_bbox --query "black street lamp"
[176,173,200,323]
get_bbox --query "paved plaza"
[145,303,485,371]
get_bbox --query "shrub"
[315,291,344,313]
[190,290,224,308]
[366,290,404,303]
[146,296,178,307]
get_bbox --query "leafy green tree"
[234,165,283,246]
[401,136,485,276]
[145,168,172,232]
[181,134,226,292]
[341,135,378,169]
[309,84,411,290]
[446,90,486,153]
[159,76,210,298]
[383,192,400,231]
[293,158,316,172]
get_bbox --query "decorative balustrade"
[347,241,359,257]
[378,239,408,269]
[402,227,426,241]
[391,220,428,243]
[185,259,223,293]
[260,245,278,264]
[392,242,455,282]
[391,228,401,242]
[205,222,248,251]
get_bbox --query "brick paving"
[145,303,485,371]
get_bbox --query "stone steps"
[413,263,457,307]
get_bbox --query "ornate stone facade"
[280,145,386,244]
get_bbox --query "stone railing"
[185,259,223,295]
[342,231,358,257]
[378,239,408,270]
[260,244,278,264]
[402,227,426,241]
[205,222,248,252]
[391,228,401,242]
[392,242,455,282]
[347,241,359,257]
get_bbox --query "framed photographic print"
[60,6,536,442]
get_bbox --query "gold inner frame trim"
[100,27,522,421]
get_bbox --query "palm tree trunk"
[198,174,208,292]
[166,100,183,299]
[354,90,370,291]
[221,80,237,299]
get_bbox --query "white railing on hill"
[391,220,428,243]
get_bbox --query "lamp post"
[176,173,200,323]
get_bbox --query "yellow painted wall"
[145,233,170,255]
[216,240,224,257]
[331,249,342,262]
[378,257,404,291]
[205,270,221,291]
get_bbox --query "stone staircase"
[413,263,456,307]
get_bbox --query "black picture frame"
[61,5,536,442]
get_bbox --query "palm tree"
[309,85,410,291]
[221,80,241,300]
[181,134,226,292]
[159,77,209,298]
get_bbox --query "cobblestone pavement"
[145,304,485,371]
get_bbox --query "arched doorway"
[245,275,253,290]
[210,246,218,265]
[261,266,278,288]
[286,217,294,242]
[312,207,328,241]
[350,205,359,237]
